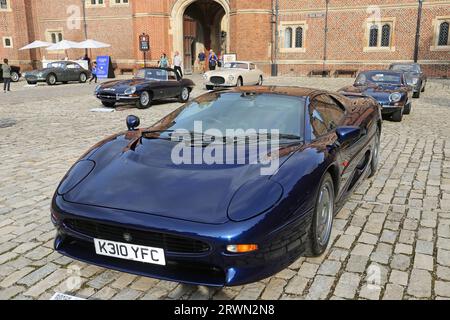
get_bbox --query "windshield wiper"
[141,129,175,140]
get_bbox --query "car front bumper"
[52,194,313,287]
[25,75,46,82]
[96,93,139,103]
[204,81,237,88]
[381,104,403,115]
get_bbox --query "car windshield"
[356,72,402,85]
[223,62,249,70]
[47,62,65,69]
[134,69,168,81]
[157,92,305,139]
[390,64,420,73]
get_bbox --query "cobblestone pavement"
[1,75,450,300]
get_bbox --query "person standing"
[208,50,218,71]
[173,51,183,79]
[158,53,169,68]
[89,61,98,84]
[2,59,11,93]
[198,51,206,73]
[82,54,91,70]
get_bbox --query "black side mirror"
[336,126,361,144]
[126,115,140,131]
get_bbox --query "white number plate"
[94,238,166,266]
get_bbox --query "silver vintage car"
[24,61,91,86]
[203,61,264,90]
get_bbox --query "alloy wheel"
[140,92,150,106]
[316,182,334,247]
[181,87,189,101]
[11,72,19,82]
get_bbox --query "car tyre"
[102,101,116,108]
[46,74,57,86]
[304,173,335,257]
[79,73,87,83]
[10,72,20,82]
[179,87,190,103]
[392,108,403,122]
[403,103,412,115]
[421,84,426,92]
[413,91,420,99]
[136,91,152,109]
[368,128,381,178]
[206,85,214,91]
[236,77,243,87]
[257,76,263,86]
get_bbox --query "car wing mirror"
[126,115,140,131]
[336,126,361,145]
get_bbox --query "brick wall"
[1,0,449,77]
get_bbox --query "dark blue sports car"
[52,86,382,287]
[340,70,413,122]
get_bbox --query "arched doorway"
[171,0,230,74]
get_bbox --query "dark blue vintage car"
[95,67,195,109]
[52,86,381,286]
[340,70,413,122]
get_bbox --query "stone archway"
[170,0,230,74]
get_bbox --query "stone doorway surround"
[170,0,230,73]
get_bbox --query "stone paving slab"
[0,75,449,300]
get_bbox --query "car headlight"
[411,77,419,85]
[389,92,402,103]
[228,75,235,82]
[95,85,101,93]
[36,72,43,77]
[124,86,137,95]
[203,74,208,80]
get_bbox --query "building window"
[0,0,10,10]
[280,22,306,52]
[295,27,303,48]
[381,24,391,47]
[369,25,379,47]
[2,37,13,48]
[112,0,129,4]
[47,31,63,43]
[284,27,292,48]
[438,22,449,46]
[86,0,105,7]
[365,20,394,51]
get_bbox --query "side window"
[309,95,345,139]
[250,64,256,70]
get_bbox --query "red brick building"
[1,0,449,77]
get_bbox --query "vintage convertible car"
[95,67,195,109]
[339,70,413,122]
[51,86,381,286]
[0,64,21,82]
[203,61,264,90]
[24,61,91,85]
[389,63,427,98]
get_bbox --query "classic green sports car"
[24,61,91,85]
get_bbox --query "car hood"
[99,78,152,93]
[26,68,54,75]
[206,69,246,77]
[63,136,297,225]
[341,84,406,102]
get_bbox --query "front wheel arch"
[326,163,340,201]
